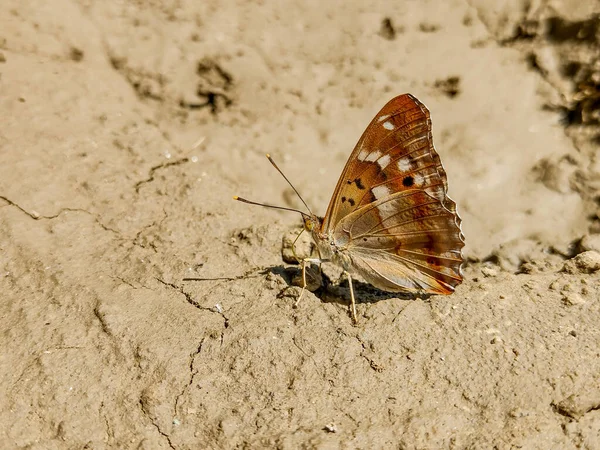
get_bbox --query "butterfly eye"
[303,217,313,231]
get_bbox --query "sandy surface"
[1,0,600,448]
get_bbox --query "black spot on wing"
[341,196,347,203]
[348,198,356,207]
[403,176,414,187]
[354,178,365,190]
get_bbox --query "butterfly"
[235,94,464,323]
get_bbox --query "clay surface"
[1,0,599,448]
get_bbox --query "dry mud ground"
[1,1,600,449]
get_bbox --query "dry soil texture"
[1,0,600,449]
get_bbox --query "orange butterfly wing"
[322,94,464,294]
[322,94,457,230]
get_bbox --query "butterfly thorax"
[303,214,353,269]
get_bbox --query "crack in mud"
[132,207,168,253]
[155,278,213,312]
[134,158,189,193]
[93,302,113,338]
[355,335,384,373]
[139,397,176,450]
[0,194,121,235]
[0,195,85,220]
[92,299,128,362]
[155,277,230,343]
[10,355,42,394]
[110,276,138,289]
[157,276,233,315]
[174,338,205,415]
[100,402,115,445]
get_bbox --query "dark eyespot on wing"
[402,176,414,187]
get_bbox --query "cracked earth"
[1,0,600,448]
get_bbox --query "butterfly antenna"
[233,196,308,217]
[265,154,313,215]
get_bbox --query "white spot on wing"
[378,114,391,122]
[376,197,396,219]
[372,185,391,200]
[358,149,382,162]
[378,154,391,169]
[397,158,411,172]
[365,150,381,162]
[414,174,425,186]
[383,121,394,130]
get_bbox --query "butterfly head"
[302,214,323,233]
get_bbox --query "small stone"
[508,408,529,418]
[579,234,600,253]
[563,251,600,274]
[323,423,337,433]
[549,280,561,291]
[281,229,313,264]
[562,292,586,306]
[554,393,600,420]
[519,262,538,274]
[561,282,574,292]
[481,266,498,277]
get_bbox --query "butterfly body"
[304,214,352,271]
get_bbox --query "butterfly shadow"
[270,265,427,307]
[320,278,425,306]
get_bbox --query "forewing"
[322,94,455,232]
[334,190,464,294]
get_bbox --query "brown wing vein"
[358,198,442,236]
[389,252,463,282]
[396,248,463,263]
[363,228,460,239]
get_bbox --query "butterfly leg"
[345,271,358,324]
[295,258,322,308]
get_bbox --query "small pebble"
[323,423,337,433]
[563,251,600,274]
[579,234,600,253]
[481,266,498,277]
[562,292,586,306]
